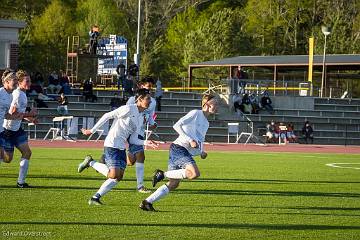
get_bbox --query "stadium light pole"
[320,26,331,98]
[134,0,141,79]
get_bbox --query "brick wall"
[9,44,19,70]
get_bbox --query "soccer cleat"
[78,155,93,173]
[138,186,152,194]
[88,197,103,206]
[17,182,32,188]
[152,169,164,187]
[139,200,156,211]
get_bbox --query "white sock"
[164,169,187,179]
[93,178,118,198]
[90,161,109,177]
[18,158,29,184]
[136,162,144,189]
[146,184,169,204]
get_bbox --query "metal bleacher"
[27,89,360,145]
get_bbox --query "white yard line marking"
[326,163,360,170]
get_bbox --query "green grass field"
[1,148,360,240]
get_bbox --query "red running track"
[29,140,360,154]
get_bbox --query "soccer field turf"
[1,148,360,240]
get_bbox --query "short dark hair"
[140,76,155,85]
[135,88,151,101]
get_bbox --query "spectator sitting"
[34,71,45,87]
[109,93,123,110]
[265,120,278,143]
[302,121,314,144]
[278,122,287,143]
[260,91,274,114]
[28,81,44,97]
[59,71,71,95]
[233,93,242,113]
[57,93,68,115]
[47,71,62,94]
[249,93,260,114]
[286,123,297,143]
[82,79,97,102]
[241,94,253,114]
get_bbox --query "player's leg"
[0,132,4,165]
[16,142,32,188]
[78,155,109,177]
[2,130,15,164]
[128,144,151,193]
[140,178,179,211]
[88,148,126,205]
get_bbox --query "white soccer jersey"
[0,87,13,133]
[173,109,209,156]
[4,88,27,131]
[127,95,156,138]
[90,104,144,150]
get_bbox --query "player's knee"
[186,169,200,179]
[23,150,32,159]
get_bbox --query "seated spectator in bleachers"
[241,94,253,114]
[109,93,123,110]
[278,122,287,143]
[28,81,44,96]
[57,93,69,115]
[286,123,297,143]
[302,121,314,144]
[34,71,45,87]
[59,71,71,95]
[265,120,278,143]
[47,71,62,94]
[249,93,260,114]
[261,91,274,114]
[233,93,242,113]
[82,79,97,102]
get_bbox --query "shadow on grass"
[1,174,137,182]
[197,178,360,184]
[1,221,360,230]
[173,188,360,198]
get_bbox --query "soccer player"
[77,89,158,205]
[139,94,218,211]
[2,70,38,188]
[126,76,157,193]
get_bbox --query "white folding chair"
[227,123,239,143]
[236,122,254,144]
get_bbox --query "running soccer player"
[77,89,158,205]
[126,76,157,193]
[0,69,18,167]
[2,70,38,188]
[139,94,218,211]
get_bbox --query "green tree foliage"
[1,0,359,90]
[29,0,75,73]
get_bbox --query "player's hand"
[29,108,38,117]
[31,118,39,125]
[81,128,92,135]
[148,123,157,130]
[200,151,207,159]
[145,140,159,149]
[190,140,198,148]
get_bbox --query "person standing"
[139,94,218,211]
